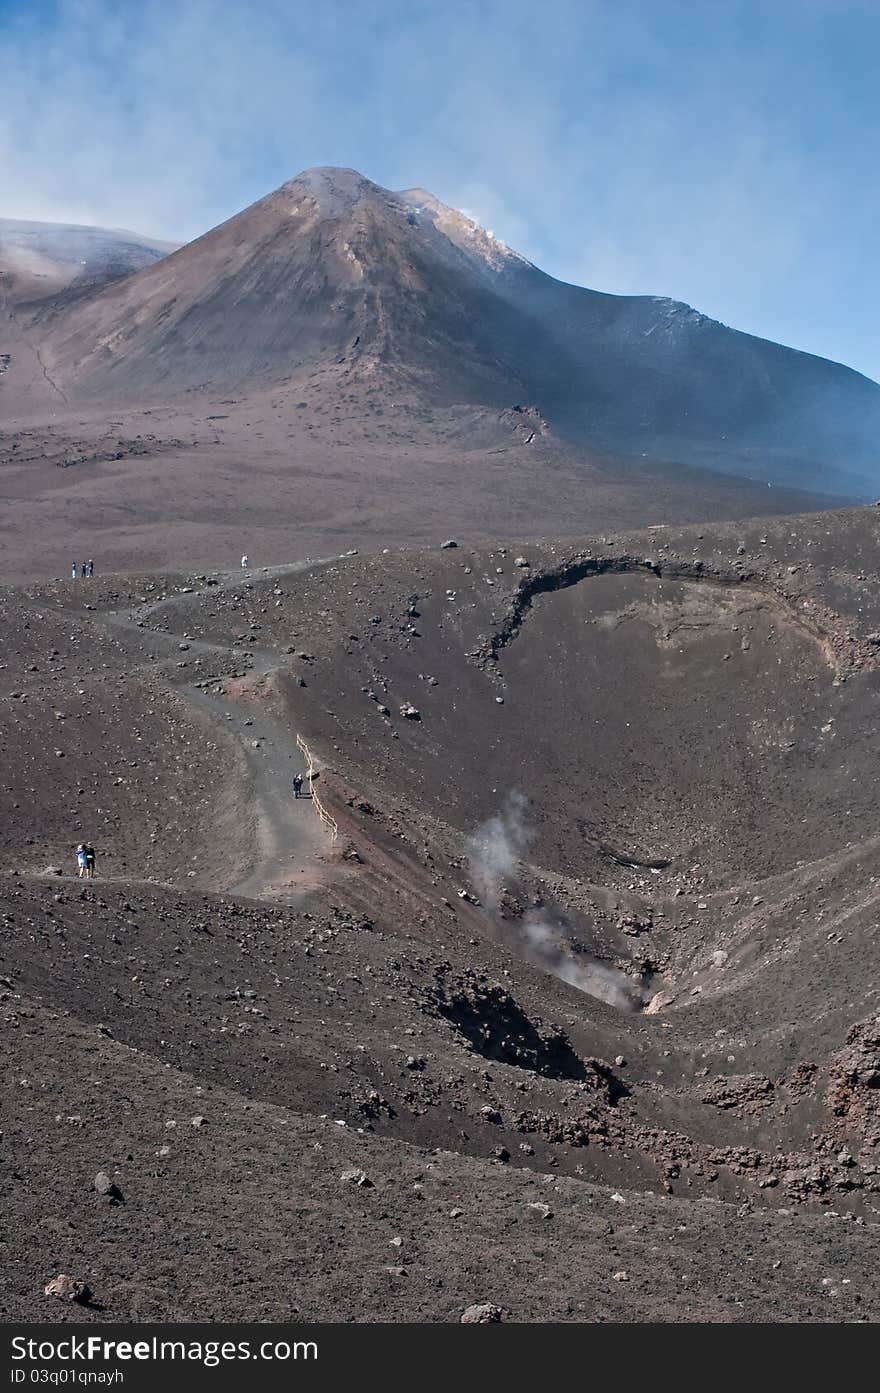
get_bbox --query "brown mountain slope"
[0,169,874,582]
[24,166,880,499]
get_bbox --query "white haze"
[468,794,638,1010]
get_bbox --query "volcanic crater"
[5,509,880,1323]
[5,169,880,1323]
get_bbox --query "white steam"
[523,910,637,1010]
[468,795,638,1010]
[468,791,530,912]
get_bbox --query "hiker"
[84,842,96,879]
[292,773,303,798]
[75,843,88,878]
[81,561,87,578]
[71,562,78,580]
[241,554,249,569]
[87,558,94,577]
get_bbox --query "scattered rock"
[827,1017,880,1143]
[44,1274,91,1304]
[644,991,675,1015]
[94,1171,124,1204]
[460,1302,503,1323]
[340,1169,373,1187]
[527,1202,552,1219]
[701,1074,773,1111]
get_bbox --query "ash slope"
[0,218,176,305]
[0,218,177,419]
[4,506,880,1322]
[22,166,880,498]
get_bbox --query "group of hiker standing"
[71,559,94,578]
[75,842,96,879]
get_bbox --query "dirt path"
[98,561,338,903]
[186,680,326,902]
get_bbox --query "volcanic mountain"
[2,168,879,580]
[6,173,880,1325]
[0,216,176,305]
[18,166,880,498]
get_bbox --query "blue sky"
[1,0,877,380]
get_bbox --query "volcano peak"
[7,165,880,502]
